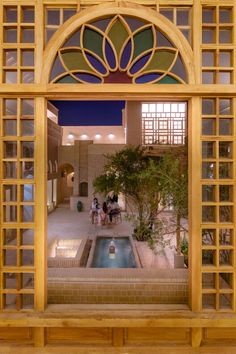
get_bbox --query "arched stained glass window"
[49,15,187,84]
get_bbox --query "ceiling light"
[66,142,72,146]
[68,133,74,139]
[108,133,115,139]
[95,134,101,139]
[81,134,88,139]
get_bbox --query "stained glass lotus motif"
[50,15,187,84]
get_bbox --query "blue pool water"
[91,237,136,268]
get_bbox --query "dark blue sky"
[50,100,125,126]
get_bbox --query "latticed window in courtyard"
[49,15,187,84]
[0,98,35,310]
[3,5,35,83]
[141,102,186,145]
[201,97,235,311]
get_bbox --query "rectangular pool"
[91,237,136,268]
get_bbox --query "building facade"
[0,0,236,349]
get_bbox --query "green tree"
[93,146,188,246]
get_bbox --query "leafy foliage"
[93,146,188,245]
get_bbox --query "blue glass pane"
[129,53,151,75]
[135,73,162,83]
[105,40,116,69]
[170,55,187,82]
[156,30,173,47]
[90,18,112,32]
[50,55,66,82]
[63,30,81,47]
[120,40,132,69]
[85,53,107,75]
[74,73,102,83]
[123,16,146,32]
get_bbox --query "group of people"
[90,196,121,225]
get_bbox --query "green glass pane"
[133,27,154,59]
[61,51,91,71]
[157,75,179,84]
[108,19,129,55]
[145,51,176,72]
[83,27,103,59]
[56,75,79,83]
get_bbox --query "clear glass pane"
[20,229,34,245]
[63,9,76,22]
[202,162,215,179]
[219,250,232,266]
[47,9,60,25]
[202,273,216,289]
[219,206,233,223]
[202,185,215,202]
[4,249,17,266]
[219,162,232,179]
[21,28,34,43]
[22,7,34,23]
[4,141,17,158]
[4,273,17,289]
[202,141,215,158]
[202,229,216,245]
[176,10,189,25]
[4,50,17,66]
[4,28,17,43]
[21,71,34,83]
[4,294,17,310]
[5,70,17,83]
[21,161,34,179]
[22,99,34,115]
[219,142,232,159]
[46,28,57,42]
[219,72,231,84]
[21,205,34,222]
[202,119,215,135]
[22,50,34,66]
[21,184,34,202]
[3,229,17,245]
[219,51,231,67]
[202,294,216,310]
[202,51,215,67]
[4,120,17,135]
[21,120,34,136]
[219,99,232,115]
[202,8,215,23]
[3,161,17,179]
[160,9,173,22]
[4,7,17,22]
[202,206,216,223]
[4,99,17,116]
[219,9,232,23]
[21,141,34,158]
[202,250,215,265]
[22,273,34,288]
[3,184,17,201]
[219,185,232,202]
[202,99,215,115]
[219,119,232,136]
[22,294,34,309]
[219,293,232,310]
[202,29,215,44]
[202,71,214,84]
[21,249,34,265]
[219,273,232,289]
[219,29,232,44]
[219,229,232,245]
[4,205,17,222]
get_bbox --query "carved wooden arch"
[41,2,196,85]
